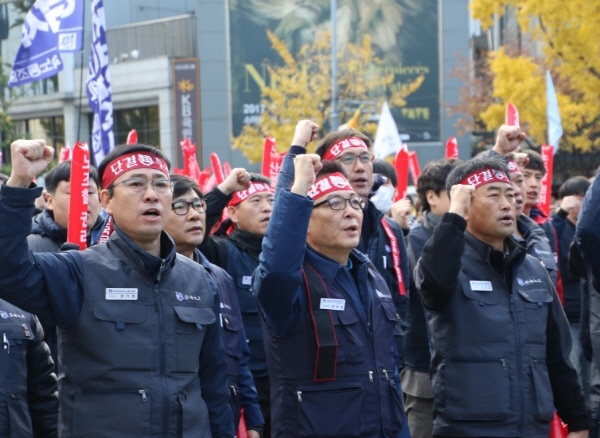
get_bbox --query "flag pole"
[330,0,339,131]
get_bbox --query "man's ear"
[100,189,112,214]
[227,205,238,225]
[44,191,54,210]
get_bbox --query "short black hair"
[316,160,348,180]
[558,176,590,199]
[97,144,171,190]
[446,156,509,197]
[315,129,372,158]
[44,160,100,194]
[249,173,271,185]
[170,174,203,199]
[417,158,461,212]
[373,159,397,188]
[522,149,546,175]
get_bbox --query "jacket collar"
[31,210,67,244]
[228,228,263,255]
[465,231,525,268]
[110,222,177,280]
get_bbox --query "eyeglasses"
[172,199,207,215]
[337,153,372,165]
[113,178,173,196]
[313,195,365,211]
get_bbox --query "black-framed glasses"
[313,195,365,211]
[113,178,173,196]
[337,153,372,165]
[172,199,207,215]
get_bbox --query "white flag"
[373,102,403,159]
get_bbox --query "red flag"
[59,146,71,163]
[539,145,554,217]
[394,148,409,201]
[126,129,138,145]
[407,150,421,184]
[210,153,225,184]
[180,138,202,183]
[223,161,232,177]
[262,137,276,178]
[237,408,248,438]
[67,142,90,250]
[549,412,568,438]
[445,137,458,159]
[505,102,520,126]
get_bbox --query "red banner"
[394,148,409,201]
[539,145,554,217]
[261,137,276,177]
[126,129,138,145]
[180,138,202,183]
[59,146,71,163]
[210,152,225,184]
[505,102,520,126]
[407,150,421,184]
[445,137,458,159]
[67,142,90,250]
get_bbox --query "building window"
[112,106,159,147]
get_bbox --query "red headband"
[228,182,273,207]
[307,172,353,199]
[323,137,369,160]
[102,152,169,188]
[459,167,511,188]
[507,159,520,174]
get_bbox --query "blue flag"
[86,0,114,166]
[9,0,83,87]
[546,70,563,154]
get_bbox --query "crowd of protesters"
[0,117,595,438]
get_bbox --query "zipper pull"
[383,369,389,380]
[230,385,238,396]
[3,333,9,354]
[368,371,373,382]
[297,391,302,402]
[501,359,507,369]
[139,390,147,402]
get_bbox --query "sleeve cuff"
[441,212,467,231]
[289,145,307,155]
[0,183,43,206]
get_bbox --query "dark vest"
[58,237,217,438]
[263,254,406,437]
[225,240,267,377]
[428,235,556,437]
[0,301,39,438]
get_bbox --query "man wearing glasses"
[0,140,234,437]
[253,123,406,437]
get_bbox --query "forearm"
[275,145,307,198]
[415,212,466,310]
[204,187,232,234]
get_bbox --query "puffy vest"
[263,254,406,437]
[428,234,556,437]
[225,240,267,377]
[58,237,218,438]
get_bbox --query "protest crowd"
[0,104,597,438]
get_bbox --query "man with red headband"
[199,171,275,437]
[0,140,234,437]
[414,156,590,437]
[253,132,407,437]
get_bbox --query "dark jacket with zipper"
[415,212,590,437]
[0,184,234,438]
[0,299,58,438]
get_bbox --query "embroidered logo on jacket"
[516,278,543,286]
[175,291,202,302]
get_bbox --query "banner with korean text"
[9,0,83,87]
[87,0,114,166]
[172,58,202,168]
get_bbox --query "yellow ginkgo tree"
[469,0,600,152]
[232,30,425,163]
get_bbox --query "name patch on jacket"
[320,298,345,311]
[105,288,138,300]
[469,281,492,292]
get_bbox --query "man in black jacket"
[415,156,590,437]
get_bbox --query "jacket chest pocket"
[517,288,552,343]
[221,311,243,360]
[332,307,364,364]
[173,306,216,372]
[93,302,153,370]
[0,322,32,381]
